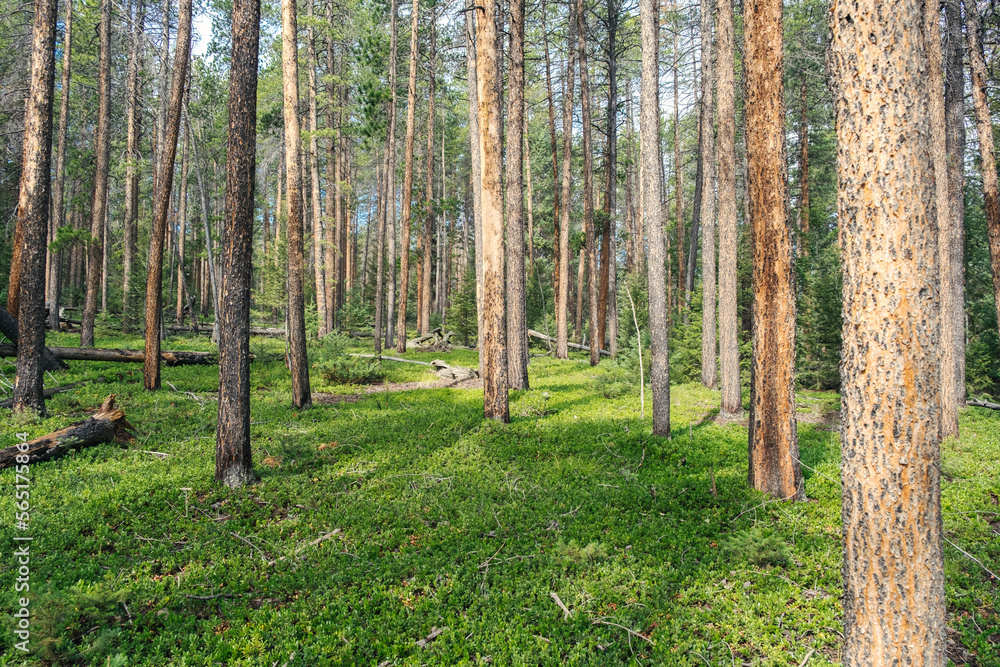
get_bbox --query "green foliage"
[313,332,386,385]
[336,286,373,332]
[553,539,608,567]
[721,530,792,567]
[797,231,843,391]
[445,269,478,346]
[19,582,127,664]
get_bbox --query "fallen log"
[0,307,69,371]
[351,353,432,366]
[350,353,478,380]
[0,395,135,469]
[0,344,218,366]
[167,324,285,337]
[527,329,611,357]
[968,399,1000,411]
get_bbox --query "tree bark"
[641,0,670,437]
[377,0,399,352]
[144,0,192,389]
[0,396,134,470]
[556,9,576,360]
[175,131,190,325]
[122,0,143,334]
[0,308,67,372]
[48,0,73,333]
[420,13,436,336]
[307,0,327,337]
[746,0,802,499]
[476,0,509,422]
[11,0,58,416]
[541,0,561,307]
[395,0,420,352]
[465,8,484,371]
[282,0,312,408]
[967,0,1000,347]
[216,0,260,488]
[673,25,685,311]
[717,0,740,417]
[324,6,337,335]
[506,0,529,389]
[577,0,599,367]
[941,0,966,437]
[699,0,717,389]
[831,0,946,660]
[81,0,112,348]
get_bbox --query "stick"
[591,617,655,646]
[527,329,611,356]
[798,648,815,667]
[625,285,645,419]
[968,399,1000,410]
[351,353,433,366]
[549,591,571,620]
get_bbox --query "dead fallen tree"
[0,307,69,371]
[167,324,285,337]
[968,399,1000,411]
[350,353,479,380]
[0,344,218,366]
[0,395,135,469]
[527,329,611,357]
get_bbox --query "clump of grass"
[722,529,792,567]
[510,390,555,417]
[553,539,608,565]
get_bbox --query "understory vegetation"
[0,328,998,666]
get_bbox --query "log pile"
[0,395,135,469]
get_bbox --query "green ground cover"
[1,328,997,666]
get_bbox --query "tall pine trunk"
[556,9,576,360]
[577,0,599,366]
[396,0,420,352]
[144,0,192,388]
[641,0,670,436]
[476,0,509,422]
[698,0,717,389]
[282,0,312,407]
[831,0,945,659]
[717,0,739,416]
[420,14,436,336]
[745,0,802,499]
[216,0,261,488]
[122,0,143,333]
[48,0,73,332]
[11,0,57,416]
[506,0,529,388]
[307,0,327,337]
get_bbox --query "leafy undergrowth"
[0,327,997,666]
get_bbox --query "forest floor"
[0,326,997,666]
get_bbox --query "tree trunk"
[525,129,536,272]
[377,0,399,352]
[11,0,58,416]
[395,0,420,352]
[185,108,220,335]
[81,0,112,348]
[216,0,260,488]
[476,0,509,422]
[324,10,337,332]
[831,0,946,660]
[796,75,809,256]
[465,8,484,371]
[541,0,561,307]
[941,0,966,437]
[699,0,717,390]
[673,26,685,310]
[746,0,802,500]
[577,0,599,367]
[556,9,577,360]
[154,0,171,196]
[122,0,143,333]
[48,0,73,333]
[641,0,670,437]
[282,0,311,408]
[420,14,436,336]
[175,131,190,325]
[0,307,67,373]
[506,0,529,389]
[144,0,192,389]
[307,0,327,337]
[717,0,739,417]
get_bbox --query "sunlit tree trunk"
[745,0,801,499]
[831,0,945,660]
[641,0,670,436]
[577,0,599,366]
[556,8,577,360]
[324,11,337,335]
[122,0,143,333]
[476,0,509,422]
[81,0,112,348]
[11,0,57,416]
[419,14,436,336]
[375,0,398,355]
[673,26,684,311]
[941,0,966,437]
[48,0,73,332]
[717,0,739,417]
[282,0,312,407]
[699,0,717,389]
[396,0,420,352]
[506,0,529,388]
[465,9,484,371]
[144,0,192,388]
[306,0,327,337]
[541,0,561,307]
[385,0,400,348]
[216,0,261,488]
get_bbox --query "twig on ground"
[230,532,270,562]
[592,617,655,646]
[549,591,572,620]
[944,536,999,579]
[183,593,240,600]
[798,648,816,667]
[415,626,445,648]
